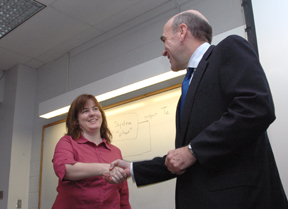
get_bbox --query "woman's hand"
[105,166,127,184]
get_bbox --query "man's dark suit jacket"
[133,35,288,209]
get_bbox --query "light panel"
[0,0,45,39]
[39,70,186,119]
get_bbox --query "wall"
[252,0,288,194]
[0,70,4,103]
[0,65,36,209]
[0,66,17,209]
[0,0,247,208]
[8,65,36,209]
[29,1,244,208]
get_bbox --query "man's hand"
[104,166,127,184]
[165,146,197,175]
[103,159,131,184]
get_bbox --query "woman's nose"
[89,110,95,116]
[162,49,167,56]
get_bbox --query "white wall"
[29,1,244,208]
[0,0,258,208]
[0,65,36,209]
[0,66,16,209]
[8,65,36,209]
[30,2,245,208]
[252,0,288,194]
[0,70,4,103]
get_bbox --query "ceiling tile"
[36,26,104,63]
[0,7,90,57]
[50,0,142,25]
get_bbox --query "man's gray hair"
[173,12,212,44]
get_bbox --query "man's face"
[161,20,185,72]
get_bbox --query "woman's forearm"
[64,162,110,180]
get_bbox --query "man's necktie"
[180,68,194,120]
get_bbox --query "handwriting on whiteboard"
[106,87,181,160]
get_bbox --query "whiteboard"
[39,85,181,209]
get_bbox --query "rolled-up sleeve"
[52,135,77,181]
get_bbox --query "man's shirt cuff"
[130,162,136,183]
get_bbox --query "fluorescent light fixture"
[39,70,185,119]
[0,0,46,39]
[40,105,70,120]
[96,70,185,101]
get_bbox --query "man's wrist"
[188,143,196,157]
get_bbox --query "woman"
[52,94,130,209]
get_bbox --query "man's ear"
[179,23,188,42]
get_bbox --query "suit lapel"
[179,45,215,146]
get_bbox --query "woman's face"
[77,99,102,134]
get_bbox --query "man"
[105,10,288,208]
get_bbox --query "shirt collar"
[76,135,111,150]
[187,42,210,69]
[103,139,112,150]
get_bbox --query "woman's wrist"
[100,163,111,176]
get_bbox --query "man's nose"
[162,49,167,56]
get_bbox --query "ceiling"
[0,0,188,72]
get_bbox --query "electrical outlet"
[0,191,3,199]
[17,199,22,208]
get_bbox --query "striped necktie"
[180,68,194,120]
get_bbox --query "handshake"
[104,159,131,184]
[104,146,197,184]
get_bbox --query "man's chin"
[171,68,185,72]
